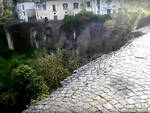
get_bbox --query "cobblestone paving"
[23,27,150,113]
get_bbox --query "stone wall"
[2,20,108,56]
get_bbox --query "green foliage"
[0,65,49,113]
[0,49,43,113]
[0,47,85,112]
[74,11,111,23]
[0,56,11,87]
[0,50,38,86]
[58,51,86,72]
[63,15,75,33]
[109,1,150,30]
[0,9,12,23]
[0,35,11,58]
[9,51,38,68]
[63,11,111,33]
[32,51,85,92]
[30,93,48,106]
[11,65,49,98]
[0,39,9,54]
[0,88,19,112]
[4,9,12,18]
[32,53,71,92]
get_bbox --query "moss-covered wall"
[3,21,63,54]
[0,24,11,58]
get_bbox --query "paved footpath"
[23,27,150,113]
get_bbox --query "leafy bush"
[11,65,49,97]
[32,51,85,92]
[0,50,38,87]
[32,53,71,92]
[0,48,85,112]
[4,9,12,18]
[58,51,86,72]
[74,11,111,23]
[0,65,49,113]
[0,9,13,23]
[0,35,12,58]
[0,56,11,87]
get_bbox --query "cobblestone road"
[23,27,150,113]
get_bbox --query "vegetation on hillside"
[1,1,150,113]
[63,11,111,33]
[105,0,150,30]
[0,46,85,113]
[0,9,13,23]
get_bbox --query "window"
[87,1,91,7]
[43,4,46,10]
[22,5,24,10]
[107,9,111,14]
[73,3,79,9]
[63,3,68,10]
[97,0,100,5]
[53,5,56,11]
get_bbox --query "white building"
[17,0,122,21]
[95,0,121,14]
[17,2,38,21]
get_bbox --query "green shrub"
[0,88,19,113]
[63,11,111,33]
[4,9,12,18]
[32,53,71,92]
[0,56,11,87]
[58,51,86,72]
[0,9,12,23]
[11,65,49,99]
[0,65,49,113]
[31,51,85,92]
[0,35,12,58]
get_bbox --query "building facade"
[17,2,37,21]
[17,0,122,21]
